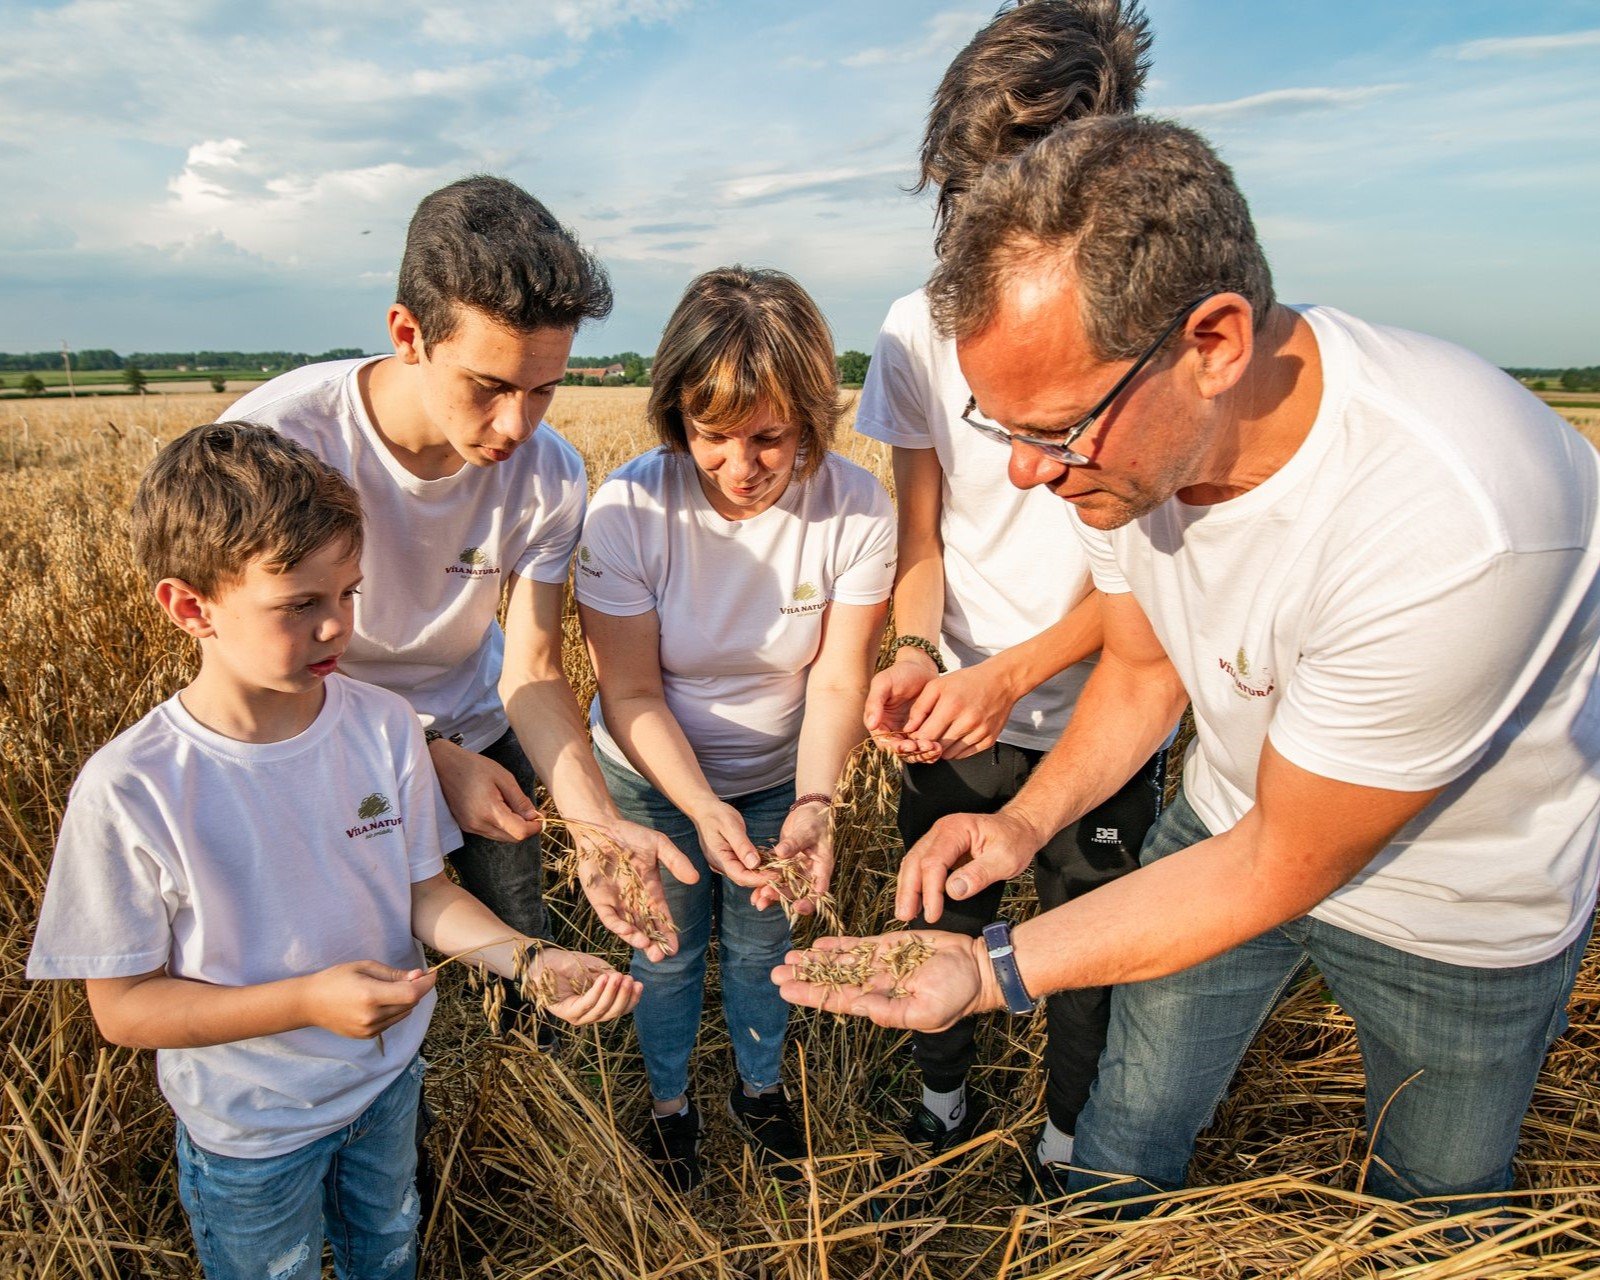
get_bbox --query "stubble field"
[2,387,1598,1278]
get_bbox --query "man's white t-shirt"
[577,449,895,797]
[29,676,459,1157]
[1075,305,1600,968]
[855,289,1095,750]
[229,360,587,752]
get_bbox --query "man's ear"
[1189,293,1254,400]
[155,578,216,639]
[387,304,426,365]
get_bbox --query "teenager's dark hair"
[131,422,363,596]
[397,175,613,345]
[919,0,1151,255]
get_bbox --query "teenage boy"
[229,177,693,1010]
[28,423,640,1279]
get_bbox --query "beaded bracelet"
[788,792,833,814]
[888,633,948,674]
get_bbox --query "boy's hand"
[429,738,542,842]
[533,949,642,1025]
[574,817,696,961]
[301,961,437,1039]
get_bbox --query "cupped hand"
[752,801,834,916]
[771,931,998,1032]
[534,949,642,1025]
[864,659,943,763]
[573,816,696,960]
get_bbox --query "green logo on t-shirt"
[357,793,392,820]
[1235,647,1250,678]
[792,581,819,603]
[459,547,489,567]
[579,545,592,563]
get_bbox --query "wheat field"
[2,388,1598,1278]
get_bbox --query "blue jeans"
[176,1056,424,1280]
[596,749,793,1100]
[1071,790,1590,1214]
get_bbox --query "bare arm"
[896,590,1187,923]
[578,601,764,886]
[757,599,889,914]
[777,743,1442,1030]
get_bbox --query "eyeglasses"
[960,296,1212,467]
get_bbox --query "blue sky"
[1,0,1595,365]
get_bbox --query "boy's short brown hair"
[131,422,364,596]
[647,266,842,482]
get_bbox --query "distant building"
[564,363,625,381]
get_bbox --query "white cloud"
[1443,28,1600,60]
[1167,84,1406,123]
[718,163,906,205]
[843,6,987,68]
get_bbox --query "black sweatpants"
[900,741,1164,1133]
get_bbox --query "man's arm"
[896,589,1187,923]
[776,744,1443,1031]
[500,572,702,958]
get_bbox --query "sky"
[1,0,1596,366]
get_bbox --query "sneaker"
[727,1087,806,1172]
[1015,1156,1072,1205]
[870,1094,991,1220]
[640,1100,702,1192]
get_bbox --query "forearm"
[985,589,1104,704]
[501,674,620,824]
[411,874,536,981]
[892,549,946,644]
[793,677,871,798]
[598,690,723,820]
[89,973,311,1050]
[1004,648,1187,845]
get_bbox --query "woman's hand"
[753,800,833,916]
[689,800,767,889]
[572,817,698,961]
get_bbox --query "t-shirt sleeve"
[512,437,587,583]
[831,476,898,605]
[396,713,456,878]
[573,476,657,616]
[27,769,176,979]
[1069,512,1132,594]
[854,303,936,450]
[1269,546,1585,791]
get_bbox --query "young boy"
[227,178,694,1015]
[27,423,639,1279]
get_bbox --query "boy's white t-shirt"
[855,289,1095,749]
[28,676,459,1158]
[1075,305,1600,968]
[577,449,895,797]
[229,360,587,752]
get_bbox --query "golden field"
[2,387,1598,1278]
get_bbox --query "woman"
[576,267,893,1191]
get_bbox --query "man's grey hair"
[928,115,1275,359]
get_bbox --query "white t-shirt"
[1075,305,1600,968]
[855,289,1095,749]
[577,449,895,796]
[229,359,587,752]
[28,676,459,1158]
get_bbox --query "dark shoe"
[1015,1155,1073,1205]
[727,1087,806,1172]
[871,1094,991,1220]
[640,1100,702,1192]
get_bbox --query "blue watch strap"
[982,920,1038,1015]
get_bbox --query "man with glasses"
[781,115,1600,1216]
[853,0,1164,1201]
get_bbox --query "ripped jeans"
[176,1055,423,1280]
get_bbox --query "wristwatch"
[981,920,1039,1015]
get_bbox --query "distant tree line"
[1505,366,1600,393]
[0,348,368,373]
